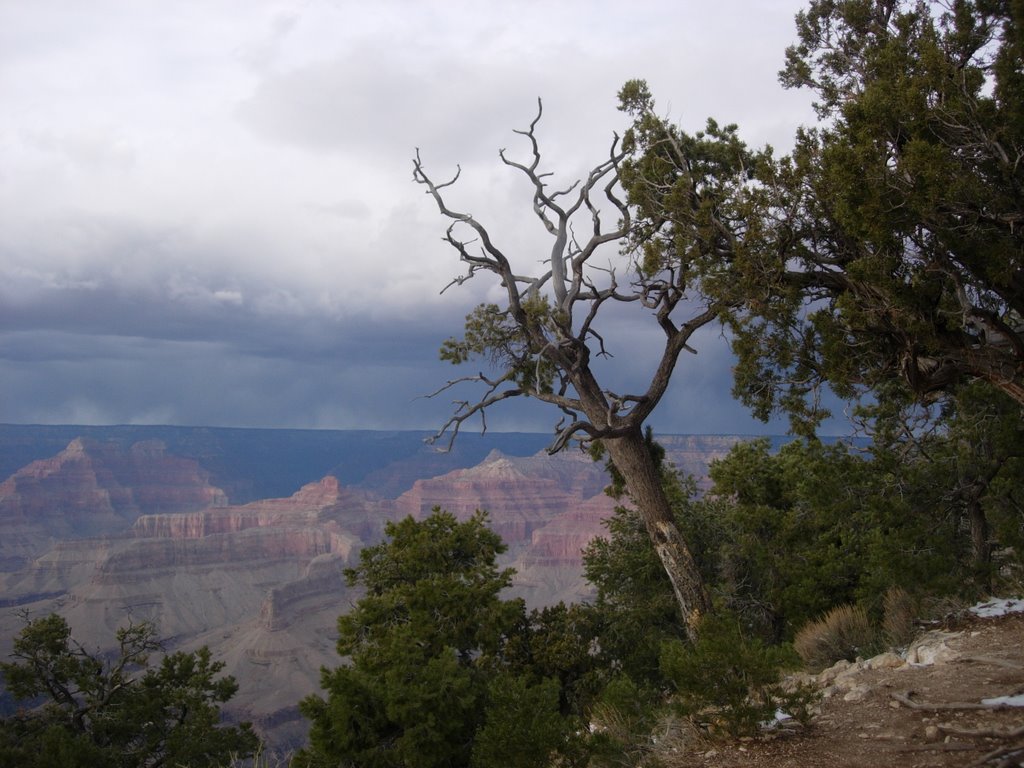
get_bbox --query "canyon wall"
[0,438,227,570]
[0,427,758,751]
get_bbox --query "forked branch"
[415,100,722,451]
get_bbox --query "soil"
[663,612,1024,768]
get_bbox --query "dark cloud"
[0,324,552,432]
[0,292,807,435]
[0,0,829,436]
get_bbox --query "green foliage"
[617,79,777,309]
[503,601,605,717]
[338,509,520,662]
[471,674,572,768]
[660,614,806,738]
[706,439,878,638]
[0,614,256,768]
[440,298,558,394]
[856,384,1024,598]
[583,502,681,681]
[300,509,579,768]
[622,0,1024,429]
[698,427,1023,638]
[748,0,1024,421]
[588,424,1018,657]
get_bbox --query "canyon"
[0,425,752,750]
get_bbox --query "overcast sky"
[0,0,837,437]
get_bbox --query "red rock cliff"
[0,438,228,569]
[390,450,610,547]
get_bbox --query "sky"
[0,0,832,437]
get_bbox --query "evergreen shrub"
[659,614,810,738]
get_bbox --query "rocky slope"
[0,473,372,745]
[391,449,612,550]
[660,608,1024,768]
[0,425,556,503]
[387,449,618,606]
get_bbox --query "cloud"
[26,127,136,171]
[234,9,302,73]
[212,290,244,306]
[0,0,833,435]
[304,200,372,220]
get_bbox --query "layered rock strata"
[0,438,227,570]
[0,441,644,751]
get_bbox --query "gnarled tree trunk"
[603,428,711,642]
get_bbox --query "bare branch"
[424,372,522,451]
[891,690,1024,711]
[416,97,717,634]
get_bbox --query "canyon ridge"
[0,425,761,750]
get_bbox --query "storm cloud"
[0,0,827,436]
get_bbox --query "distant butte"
[0,437,227,570]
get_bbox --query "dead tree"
[413,100,725,640]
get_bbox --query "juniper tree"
[0,614,256,768]
[299,510,573,768]
[731,0,1024,424]
[413,98,770,638]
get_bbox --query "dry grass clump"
[586,700,655,768]
[882,586,917,648]
[218,745,298,767]
[793,604,876,671]
[644,713,706,767]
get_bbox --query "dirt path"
[665,612,1024,768]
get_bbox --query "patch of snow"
[969,597,1024,618]
[981,694,1024,707]
[761,709,793,729]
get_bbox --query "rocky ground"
[664,607,1024,768]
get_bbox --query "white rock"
[843,684,871,702]
[818,658,852,683]
[865,651,904,670]
[906,631,961,666]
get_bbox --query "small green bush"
[585,674,662,767]
[660,614,806,738]
[793,604,876,671]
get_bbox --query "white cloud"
[0,0,824,433]
[212,290,244,306]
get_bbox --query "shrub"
[660,614,806,738]
[793,604,876,671]
[585,675,662,767]
[0,614,257,768]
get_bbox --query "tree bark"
[603,428,711,643]
[967,496,992,592]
